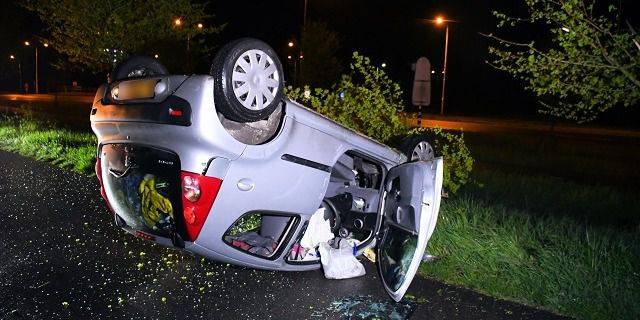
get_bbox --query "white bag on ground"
[318,238,366,279]
[300,207,334,249]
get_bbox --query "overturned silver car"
[90,38,443,301]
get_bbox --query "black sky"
[1,0,638,124]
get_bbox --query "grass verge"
[0,116,96,174]
[420,169,640,320]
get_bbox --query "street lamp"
[197,23,203,29]
[174,18,182,26]
[9,54,22,92]
[24,40,48,94]
[381,62,387,68]
[424,15,454,115]
[288,41,294,48]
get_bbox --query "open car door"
[377,157,443,301]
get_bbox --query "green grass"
[0,116,96,174]
[420,169,640,320]
[465,131,640,187]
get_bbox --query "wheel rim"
[411,141,434,162]
[231,49,280,111]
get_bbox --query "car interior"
[222,151,385,263]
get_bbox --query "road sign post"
[412,57,431,128]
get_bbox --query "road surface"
[0,150,570,319]
[1,92,639,139]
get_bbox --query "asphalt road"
[2,92,639,139]
[0,150,570,320]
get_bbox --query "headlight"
[110,86,119,99]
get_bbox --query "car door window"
[377,157,443,301]
[379,225,418,291]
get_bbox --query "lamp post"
[287,40,300,86]
[10,55,23,92]
[24,40,48,94]
[174,18,204,73]
[434,16,449,115]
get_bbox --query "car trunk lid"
[99,143,187,245]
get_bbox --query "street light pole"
[18,61,23,92]
[440,25,449,115]
[303,0,308,31]
[35,46,39,94]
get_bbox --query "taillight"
[182,175,201,202]
[95,158,114,213]
[180,171,222,241]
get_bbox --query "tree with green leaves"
[288,52,405,142]
[484,0,640,122]
[24,0,222,73]
[287,52,473,193]
[299,21,343,88]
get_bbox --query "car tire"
[112,55,169,82]
[400,134,436,162]
[210,38,284,123]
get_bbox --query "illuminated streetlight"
[8,54,22,92]
[288,41,294,48]
[299,55,304,59]
[287,55,292,59]
[22,40,48,94]
[197,23,203,29]
[561,27,570,33]
[381,62,387,68]
[154,54,159,58]
[431,15,451,115]
[174,18,182,26]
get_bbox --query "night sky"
[1,0,638,124]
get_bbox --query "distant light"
[561,27,570,33]
[435,16,445,25]
[441,71,445,74]
[197,23,203,29]
[9,55,15,60]
[287,55,292,59]
[154,54,159,58]
[299,55,304,59]
[431,70,435,74]
[288,41,294,48]
[24,41,30,46]
[381,63,387,68]
[174,18,182,26]
[43,43,49,47]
